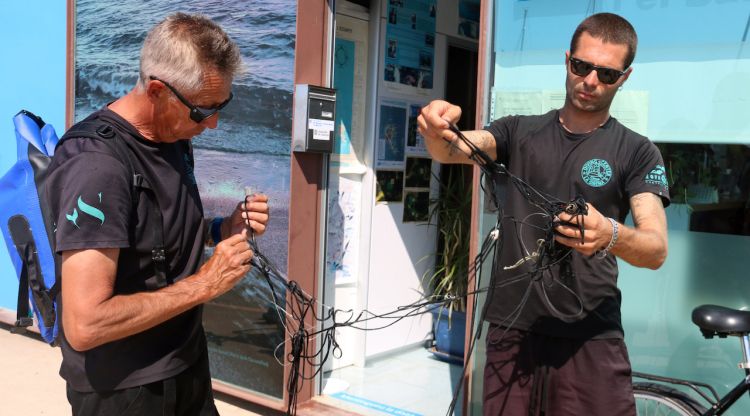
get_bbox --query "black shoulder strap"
[60,117,169,289]
[8,215,55,338]
[131,173,169,289]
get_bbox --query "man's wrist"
[596,217,619,258]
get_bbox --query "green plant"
[425,164,472,313]
[657,143,720,206]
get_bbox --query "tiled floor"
[323,347,464,416]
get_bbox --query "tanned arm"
[62,232,252,351]
[417,100,498,164]
[610,192,668,269]
[554,192,668,269]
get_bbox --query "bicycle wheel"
[633,382,706,416]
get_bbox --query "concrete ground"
[0,326,264,415]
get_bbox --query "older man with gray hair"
[46,13,269,415]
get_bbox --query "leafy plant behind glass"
[657,143,720,206]
[425,164,472,314]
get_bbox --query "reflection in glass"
[659,143,750,236]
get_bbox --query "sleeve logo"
[645,165,669,189]
[581,159,612,187]
[66,193,105,229]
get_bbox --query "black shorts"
[66,349,218,416]
[483,326,635,416]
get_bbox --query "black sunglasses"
[568,57,626,85]
[149,76,233,123]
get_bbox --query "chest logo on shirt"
[65,193,105,229]
[645,165,669,189]
[581,159,612,187]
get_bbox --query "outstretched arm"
[417,100,497,164]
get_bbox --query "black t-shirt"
[484,110,670,339]
[46,109,207,392]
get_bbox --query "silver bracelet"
[596,217,619,258]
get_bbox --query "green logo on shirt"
[66,193,105,229]
[645,165,668,189]
[581,159,612,187]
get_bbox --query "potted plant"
[425,164,472,362]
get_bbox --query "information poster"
[384,0,436,91]
[494,90,649,136]
[494,91,543,118]
[326,176,362,284]
[333,15,369,174]
[376,101,408,169]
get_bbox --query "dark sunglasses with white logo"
[568,57,626,85]
[149,76,233,123]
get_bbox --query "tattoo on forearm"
[445,140,461,157]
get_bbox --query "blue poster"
[384,0,436,89]
[377,103,407,169]
[334,39,355,155]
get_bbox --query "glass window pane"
[477,1,750,413]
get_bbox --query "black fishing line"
[242,124,591,415]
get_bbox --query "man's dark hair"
[570,13,638,70]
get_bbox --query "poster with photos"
[376,170,404,203]
[384,0,436,91]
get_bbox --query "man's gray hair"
[139,13,242,93]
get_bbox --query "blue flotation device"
[0,110,61,345]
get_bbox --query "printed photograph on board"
[403,191,430,222]
[376,170,404,202]
[405,157,432,188]
[376,102,407,169]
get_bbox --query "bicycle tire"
[633,382,707,416]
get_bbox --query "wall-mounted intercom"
[292,84,337,153]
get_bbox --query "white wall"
[362,0,454,358]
